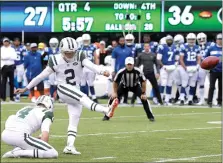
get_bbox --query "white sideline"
[1,102,221,109]
[93,156,116,160]
[1,112,221,124]
[50,127,221,138]
[155,154,222,162]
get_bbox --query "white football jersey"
[5,106,54,135]
[48,50,86,86]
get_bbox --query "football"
[201,56,220,70]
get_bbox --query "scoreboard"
[0,1,222,32]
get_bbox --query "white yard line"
[51,127,221,138]
[113,136,131,139]
[207,121,222,124]
[93,156,116,160]
[165,138,183,140]
[155,154,222,162]
[1,112,221,124]
[55,111,221,121]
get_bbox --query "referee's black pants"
[1,65,15,101]
[144,72,163,104]
[110,84,154,119]
[208,72,222,105]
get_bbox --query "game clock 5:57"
[62,17,94,32]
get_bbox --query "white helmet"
[159,37,166,45]
[82,34,91,46]
[76,37,83,48]
[59,37,78,62]
[49,37,59,49]
[186,33,196,46]
[197,32,207,45]
[36,95,54,111]
[174,34,185,45]
[125,34,135,46]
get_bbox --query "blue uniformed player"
[172,34,185,103]
[47,38,60,101]
[196,32,214,105]
[157,35,179,105]
[79,34,98,102]
[179,33,201,106]
[12,38,27,102]
[125,34,137,58]
[137,34,158,54]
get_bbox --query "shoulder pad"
[42,111,54,122]
[180,44,185,49]
[158,44,164,50]
[210,42,215,47]
[153,42,158,46]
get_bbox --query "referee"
[102,57,154,121]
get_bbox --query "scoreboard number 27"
[24,7,48,26]
[168,5,194,25]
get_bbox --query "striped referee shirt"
[114,67,146,88]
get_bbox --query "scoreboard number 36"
[168,5,194,26]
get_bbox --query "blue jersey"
[12,45,26,65]
[112,45,132,72]
[199,42,215,60]
[79,44,96,62]
[126,44,137,58]
[138,41,158,54]
[44,47,59,60]
[157,44,179,65]
[205,43,222,72]
[180,43,201,66]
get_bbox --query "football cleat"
[149,117,155,122]
[63,146,81,155]
[188,101,193,105]
[164,102,173,106]
[102,115,110,121]
[180,100,184,106]
[197,101,204,105]
[106,98,119,118]
[2,148,21,158]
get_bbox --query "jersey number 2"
[18,108,33,119]
[65,69,76,86]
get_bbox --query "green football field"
[1,101,222,162]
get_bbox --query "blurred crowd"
[0,32,222,107]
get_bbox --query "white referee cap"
[125,57,134,65]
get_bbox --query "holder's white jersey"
[4,106,54,135]
[48,51,86,86]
